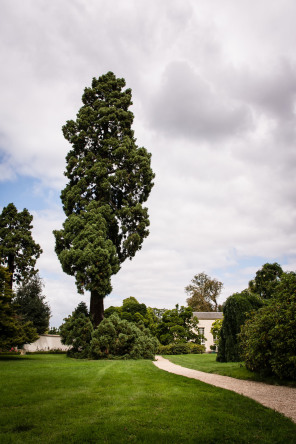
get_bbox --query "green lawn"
[164,353,296,387]
[0,354,295,443]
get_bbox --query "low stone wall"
[23,335,70,352]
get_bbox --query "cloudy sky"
[1,0,296,327]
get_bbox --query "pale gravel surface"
[153,356,296,424]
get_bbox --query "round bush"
[90,314,159,359]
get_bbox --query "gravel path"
[153,356,296,423]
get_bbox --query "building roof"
[193,312,223,320]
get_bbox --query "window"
[198,327,205,344]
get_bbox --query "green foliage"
[217,290,263,362]
[240,272,296,380]
[104,297,158,334]
[0,266,38,350]
[185,272,223,311]
[60,305,94,358]
[54,72,155,325]
[156,305,201,345]
[0,203,42,288]
[210,318,223,341]
[90,314,159,359]
[249,262,283,299]
[159,342,205,355]
[13,274,51,334]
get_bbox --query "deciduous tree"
[54,72,154,326]
[186,272,223,312]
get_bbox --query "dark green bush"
[217,291,263,362]
[60,312,94,358]
[90,314,159,359]
[158,342,205,355]
[240,272,296,379]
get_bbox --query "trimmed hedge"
[158,342,205,355]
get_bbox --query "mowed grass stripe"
[0,354,295,443]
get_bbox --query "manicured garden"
[0,354,295,443]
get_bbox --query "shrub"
[90,314,159,359]
[60,313,94,358]
[240,272,296,380]
[158,342,205,355]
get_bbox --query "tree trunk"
[90,290,104,327]
[7,254,14,289]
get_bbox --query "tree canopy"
[0,203,42,288]
[185,272,223,312]
[54,72,154,326]
[248,262,283,299]
[13,274,51,334]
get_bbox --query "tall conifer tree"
[0,203,42,289]
[54,72,154,325]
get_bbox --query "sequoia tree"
[54,72,154,326]
[0,203,42,289]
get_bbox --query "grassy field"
[164,354,296,387]
[0,354,295,443]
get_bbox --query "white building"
[23,335,70,352]
[193,312,223,352]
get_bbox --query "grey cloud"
[148,61,253,141]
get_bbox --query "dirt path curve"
[153,356,296,423]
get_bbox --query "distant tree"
[48,326,60,335]
[54,72,155,326]
[0,203,42,289]
[0,266,38,350]
[248,263,283,299]
[156,305,201,345]
[217,290,263,362]
[13,274,51,334]
[240,272,296,380]
[186,272,223,312]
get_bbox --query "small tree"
[0,203,42,289]
[186,273,223,312]
[0,266,38,350]
[210,318,223,351]
[60,303,93,358]
[13,274,51,334]
[217,291,263,362]
[240,272,296,379]
[156,305,201,345]
[54,72,155,326]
